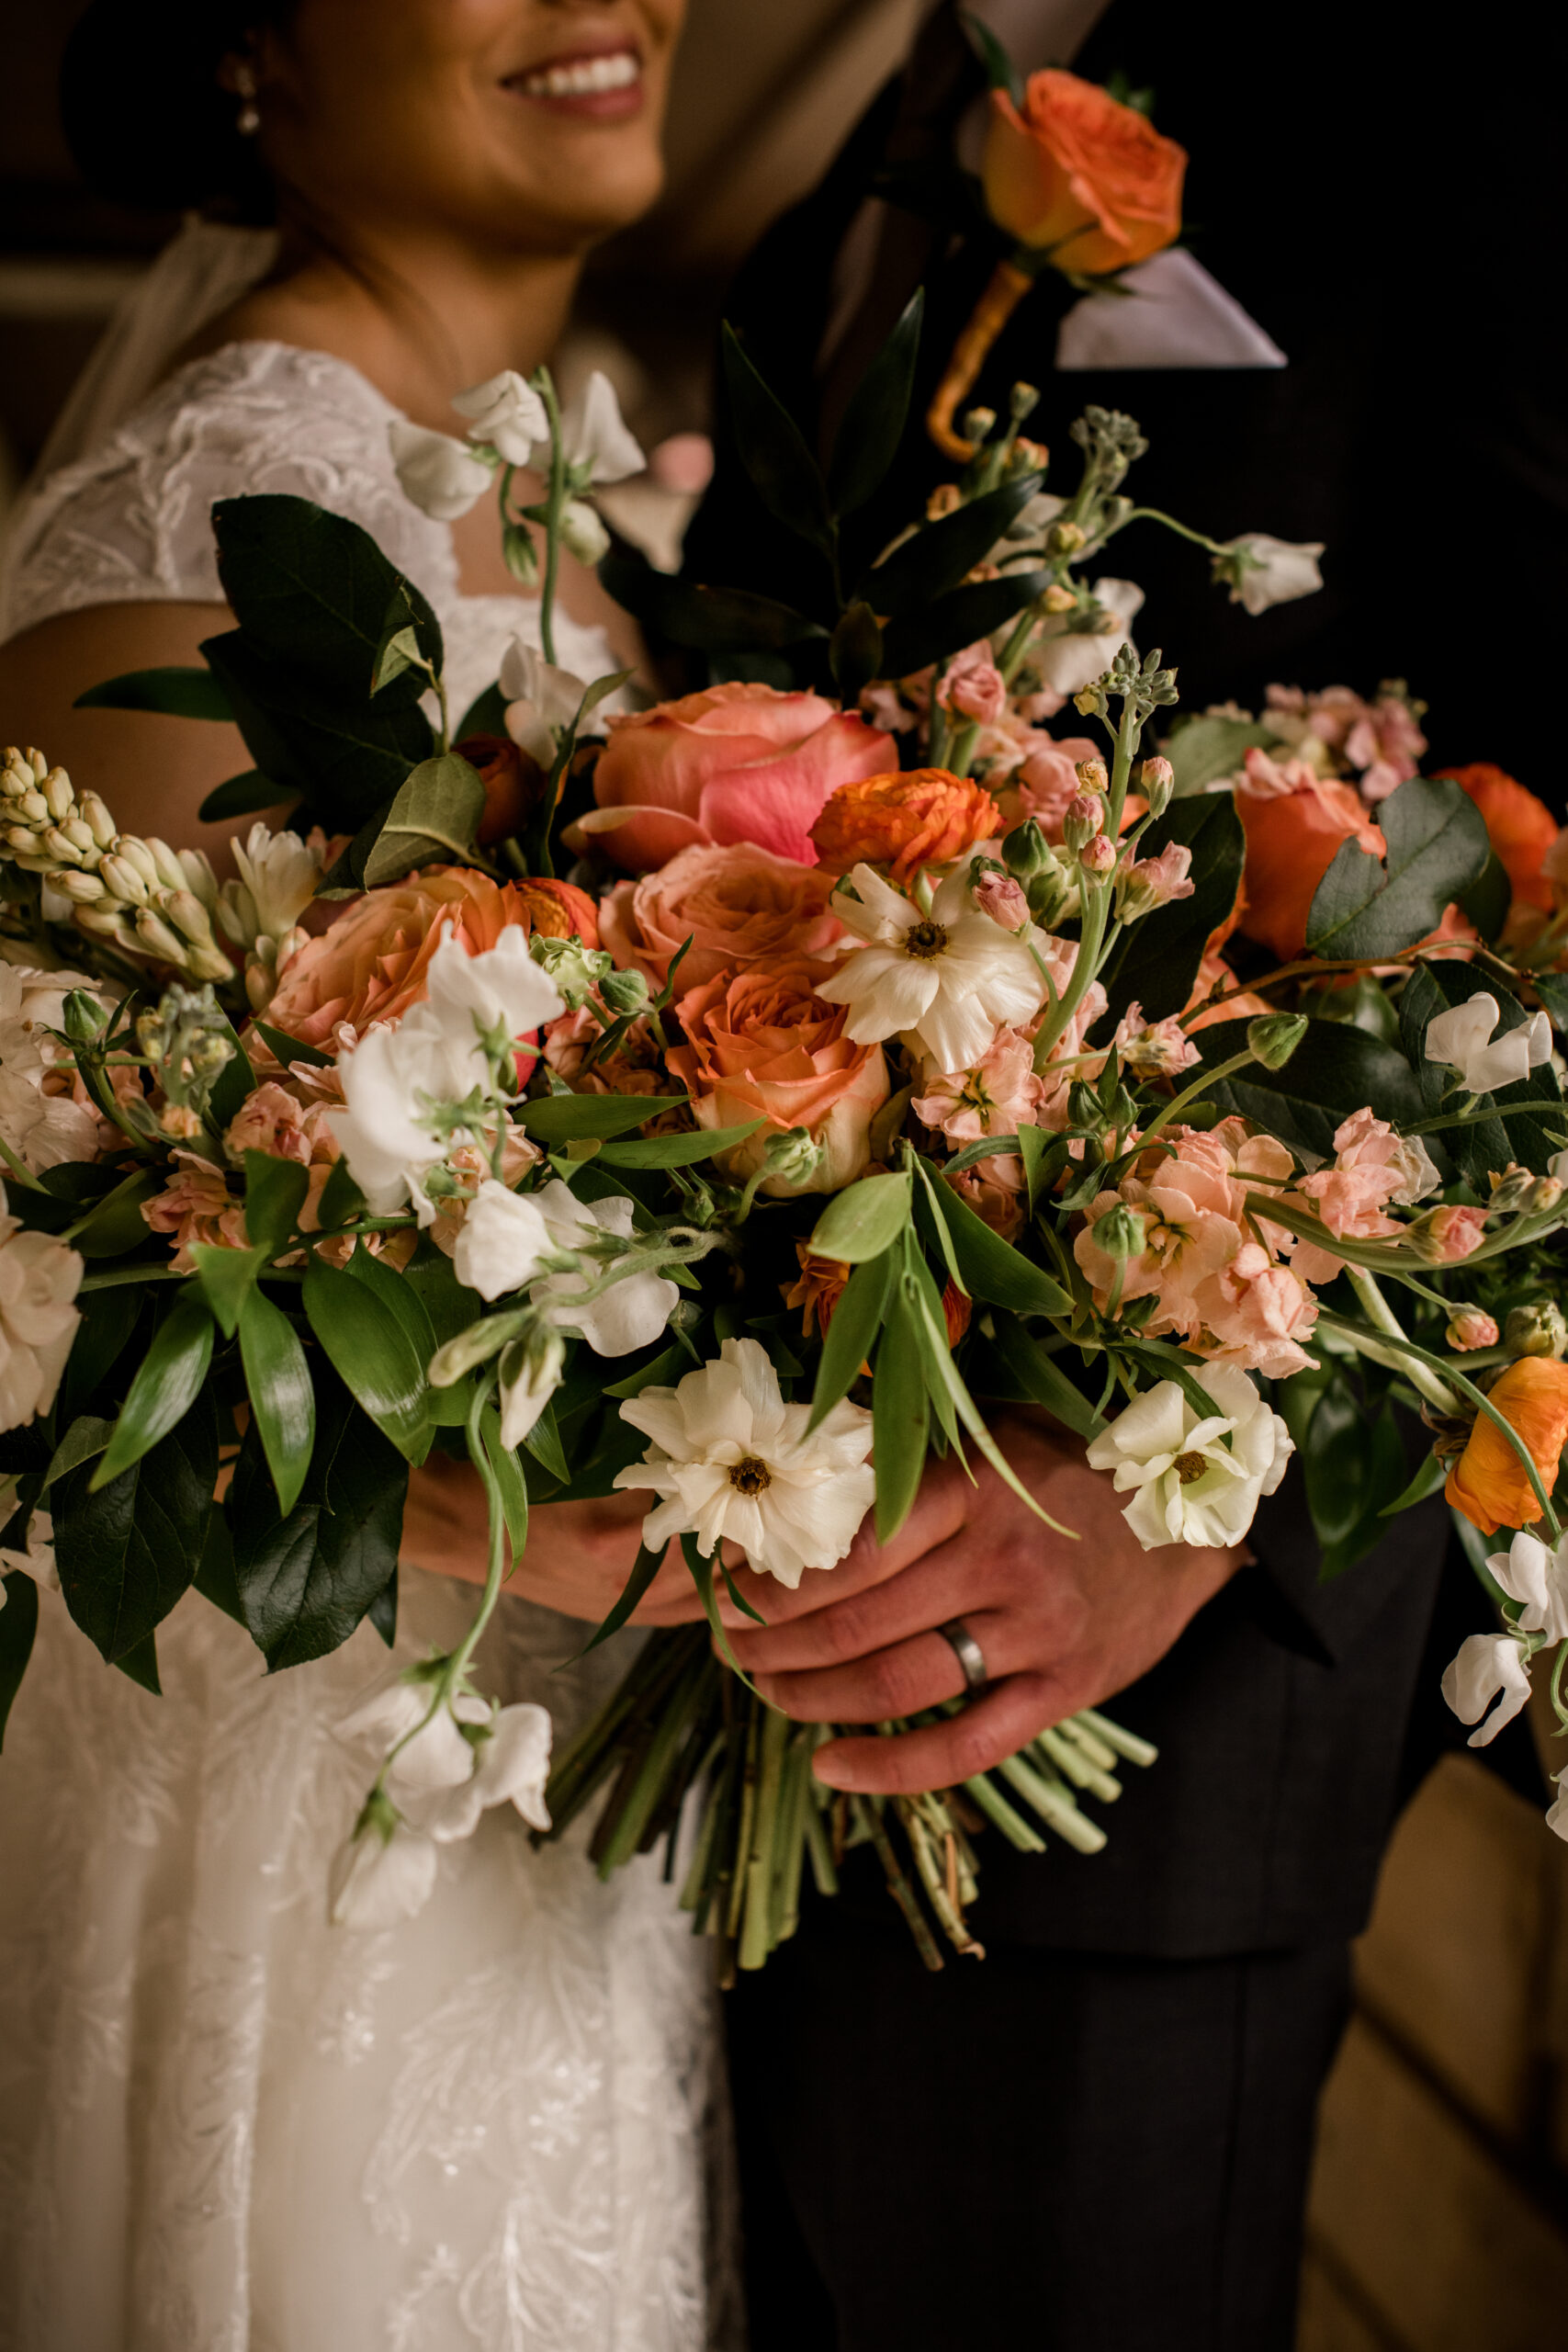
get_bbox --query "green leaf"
[1459,848,1511,944]
[1195,1016,1426,1161]
[479,1400,530,1555]
[809,1170,912,1263]
[243,1149,310,1259]
[371,622,423,695]
[1379,1445,1448,1519]
[517,1092,688,1144]
[301,1256,429,1463]
[604,1342,690,1399]
[190,1242,268,1340]
[70,1167,164,1259]
[206,1006,256,1133]
[720,323,835,558]
[197,769,286,823]
[826,289,924,516]
[1017,1123,1049,1216]
[313,1157,366,1229]
[857,476,1042,619]
[829,601,884,704]
[57,1392,216,1663]
[239,1287,316,1515]
[872,1283,929,1544]
[456,679,508,740]
[250,1020,332,1069]
[1162,713,1276,795]
[344,1238,438,1373]
[679,1529,754,1684]
[43,1412,113,1489]
[1305,775,1491,959]
[362,752,487,887]
[986,1312,1103,1439]
[880,571,1052,679]
[521,1400,570,1485]
[60,1285,141,1420]
[210,494,444,701]
[807,1247,895,1433]
[201,630,432,834]
[917,1161,1070,1317]
[93,1284,215,1488]
[599,553,828,652]
[597,1118,764,1170]
[73,663,234,720]
[0,1569,39,1749]
[570,1538,664,1657]
[959,6,1024,100]
[1095,793,1245,1028]
[193,1503,246,1625]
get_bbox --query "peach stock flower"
[143,1155,249,1270]
[810,768,1001,882]
[1235,748,1386,962]
[1285,1106,1411,1283]
[598,841,843,994]
[914,1026,1043,1144]
[1439,764,1559,914]
[1447,1357,1568,1536]
[983,70,1186,275]
[586,682,895,869]
[668,963,888,1196]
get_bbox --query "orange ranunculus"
[668,962,889,1197]
[1446,1356,1568,1536]
[454,732,547,847]
[265,867,586,1051]
[1438,764,1559,914]
[598,840,843,995]
[810,768,1001,882]
[512,876,598,942]
[784,1246,852,1340]
[983,70,1186,277]
[1235,750,1386,963]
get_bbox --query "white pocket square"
[1055,247,1287,371]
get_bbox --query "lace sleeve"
[0,342,459,642]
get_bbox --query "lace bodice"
[0,339,614,728]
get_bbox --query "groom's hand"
[723,1408,1246,1794]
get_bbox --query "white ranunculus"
[499,636,588,765]
[218,821,326,947]
[816,863,1048,1074]
[1440,1631,1533,1747]
[1425,991,1552,1097]
[451,368,548,467]
[1486,1528,1568,1641]
[454,1179,555,1301]
[328,1818,440,1929]
[1032,577,1144,695]
[1214,533,1325,616]
[327,1004,486,1223]
[558,497,611,566]
[388,420,494,521]
[615,1335,874,1589]
[498,1326,567,1448]
[0,1193,83,1432]
[531,1181,677,1356]
[1086,1363,1293,1551]
[423,928,565,1057]
[559,369,645,485]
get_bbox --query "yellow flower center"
[728,1455,773,1497]
[1174,1451,1210,1485]
[903,919,950,961]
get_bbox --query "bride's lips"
[502,44,645,120]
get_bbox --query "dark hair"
[61,1,293,222]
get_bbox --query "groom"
[686,3,1562,2345]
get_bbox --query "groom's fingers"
[728,1535,1009,1674]
[809,1674,1065,1795]
[719,1457,973,1626]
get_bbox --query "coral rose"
[1446,1356,1568,1536]
[598,841,843,994]
[1438,764,1558,914]
[668,962,888,1196]
[584,682,895,870]
[810,768,1001,882]
[453,732,547,847]
[1235,749,1386,962]
[264,868,593,1052]
[983,69,1186,276]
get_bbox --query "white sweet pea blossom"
[328,1815,440,1930]
[558,498,611,567]
[451,368,548,466]
[499,1325,567,1448]
[1033,578,1144,695]
[816,864,1048,1074]
[0,1189,83,1432]
[1425,991,1551,1096]
[0,963,101,1173]
[388,420,494,520]
[499,635,588,765]
[1486,1528,1568,1641]
[327,1004,485,1221]
[1440,1631,1533,1747]
[1213,533,1325,616]
[615,1335,874,1588]
[531,1181,678,1356]
[216,821,326,947]
[559,369,646,485]
[424,927,564,1052]
[1546,1767,1568,1843]
[1086,1363,1293,1551]
[454,1179,556,1300]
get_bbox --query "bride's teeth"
[519,51,640,98]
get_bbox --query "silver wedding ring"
[936,1618,988,1692]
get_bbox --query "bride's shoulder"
[2,342,455,641]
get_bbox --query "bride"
[0,4,744,2346]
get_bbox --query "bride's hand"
[399,1452,706,1627]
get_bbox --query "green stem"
[1032,878,1109,1069]
[534,368,568,671]
[0,1134,46,1191]
[1345,1269,1461,1412]
[1106,506,1231,557]
[1552,1637,1568,1737]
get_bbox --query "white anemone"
[815,863,1048,1074]
[1086,1363,1292,1551]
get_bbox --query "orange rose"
[453,732,547,847]
[810,768,1001,882]
[1446,1356,1568,1536]
[583,681,896,870]
[668,962,889,1195]
[598,841,843,994]
[983,70,1186,276]
[1438,764,1559,914]
[1235,751,1385,962]
[265,867,592,1051]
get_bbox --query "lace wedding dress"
[0,338,740,2352]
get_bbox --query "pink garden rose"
[584,683,896,869]
[598,841,844,994]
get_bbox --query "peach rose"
[584,682,896,870]
[264,867,593,1052]
[1235,749,1386,962]
[453,732,547,848]
[983,69,1186,276]
[1447,1357,1568,1536]
[810,768,1001,882]
[668,962,888,1195]
[598,841,843,994]
[1438,764,1559,915]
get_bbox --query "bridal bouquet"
[3,167,1566,1969]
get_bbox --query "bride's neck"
[177,224,584,429]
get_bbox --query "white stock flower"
[1215,533,1325,616]
[388,420,494,520]
[816,864,1048,1074]
[1440,1632,1532,1747]
[1485,1528,1568,1641]
[615,1335,874,1589]
[1086,1363,1293,1551]
[454,1179,556,1300]
[560,370,645,485]
[1033,578,1144,695]
[218,822,326,947]
[499,636,587,765]
[1425,991,1551,1096]
[531,1180,677,1356]
[0,963,101,1173]
[452,368,548,466]
[0,1191,83,1432]
[328,1817,440,1929]
[424,928,565,1050]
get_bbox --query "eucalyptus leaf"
[1305,775,1490,960]
[809,1170,912,1263]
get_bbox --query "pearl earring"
[235,62,260,137]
